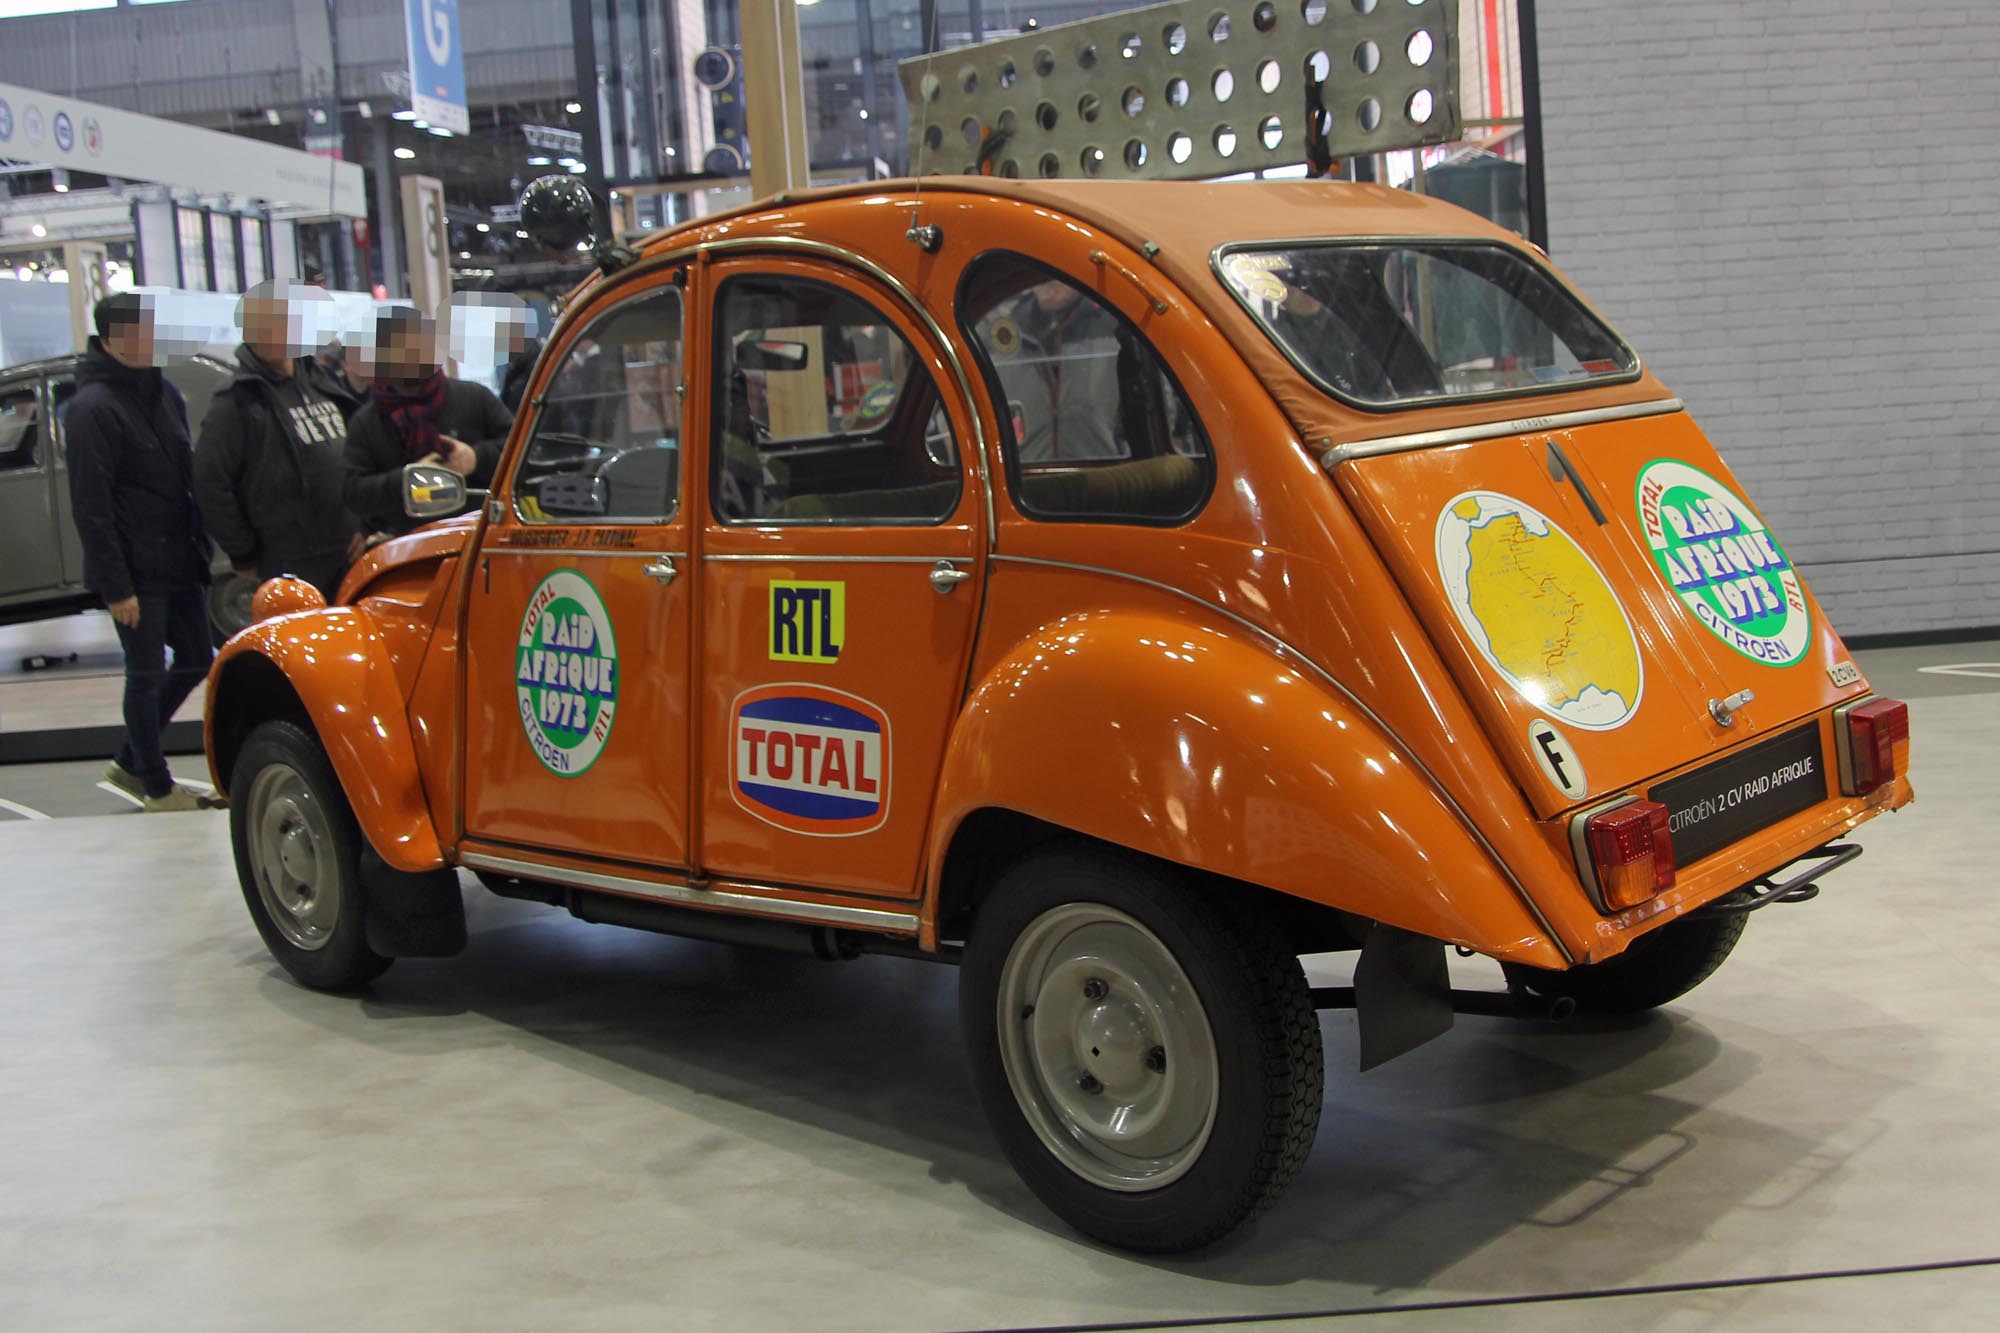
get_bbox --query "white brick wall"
[1537,0,2000,637]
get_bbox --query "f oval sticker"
[1527,718,1588,801]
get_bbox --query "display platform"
[1,653,1995,1329]
[0,612,204,765]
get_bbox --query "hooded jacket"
[192,345,363,574]
[63,339,211,602]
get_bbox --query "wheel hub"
[245,763,340,953]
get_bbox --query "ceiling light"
[392,109,419,121]
[475,222,490,232]
[30,223,47,237]
[459,251,471,259]
[565,101,583,114]
[52,181,69,193]
[357,101,373,118]
[527,155,551,166]
[567,163,588,175]
[264,108,282,125]
[515,229,530,239]
[394,147,417,160]
[429,126,452,137]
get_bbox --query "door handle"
[929,560,971,594]
[642,555,677,585]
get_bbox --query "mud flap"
[1354,925,1454,1071]
[360,847,467,958]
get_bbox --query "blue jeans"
[112,589,213,798]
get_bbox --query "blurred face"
[241,296,295,360]
[104,312,155,367]
[376,321,439,385]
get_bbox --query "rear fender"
[205,606,445,872]
[928,609,1563,965]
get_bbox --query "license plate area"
[1648,723,1828,867]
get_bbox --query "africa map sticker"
[1635,460,1808,666]
[516,570,619,776]
[1436,491,1644,730]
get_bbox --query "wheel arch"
[206,608,445,872]
[924,609,1564,966]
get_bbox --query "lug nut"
[1082,977,1108,1001]
[1078,1073,1103,1094]
[1144,1046,1166,1073]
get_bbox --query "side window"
[960,254,1213,525]
[710,274,960,525]
[0,386,40,472]
[515,286,682,524]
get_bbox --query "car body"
[206,179,1913,1252]
[0,351,253,638]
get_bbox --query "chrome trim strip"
[989,553,1572,963]
[1566,795,1640,915]
[1320,398,1684,469]
[462,851,922,933]
[484,547,689,560]
[702,552,966,566]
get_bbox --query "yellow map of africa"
[1454,498,1641,715]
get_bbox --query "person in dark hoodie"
[343,306,513,537]
[193,280,365,599]
[65,293,219,812]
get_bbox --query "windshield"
[1216,242,1638,410]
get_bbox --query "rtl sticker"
[769,580,844,663]
[731,684,889,836]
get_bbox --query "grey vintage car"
[0,351,253,642]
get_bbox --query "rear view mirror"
[735,338,811,372]
[404,462,467,519]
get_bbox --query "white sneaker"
[105,759,146,798]
[140,785,203,813]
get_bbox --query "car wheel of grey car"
[961,841,1323,1253]
[229,719,391,991]
[207,573,258,646]
[1503,909,1747,1015]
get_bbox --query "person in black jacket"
[344,306,512,538]
[65,293,219,812]
[192,281,365,600]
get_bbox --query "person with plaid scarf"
[343,306,513,538]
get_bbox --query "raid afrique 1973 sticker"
[516,569,619,777]
[1635,460,1809,667]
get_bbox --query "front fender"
[929,607,1562,965]
[205,606,445,873]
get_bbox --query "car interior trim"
[1320,397,1685,468]
[460,851,924,934]
[988,552,1574,964]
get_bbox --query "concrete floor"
[1,648,1996,1330]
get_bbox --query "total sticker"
[515,569,619,777]
[1635,460,1809,667]
[1527,718,1588,801]
[731,684,889,836]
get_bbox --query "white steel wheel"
[996,904,1220,1191]
[228,720,390,991]
[245,762,342,952]
[960,841,1323,1253]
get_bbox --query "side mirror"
[735,338,811,372]
[404,462,469,519]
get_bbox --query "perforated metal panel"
[900,0,1460,182]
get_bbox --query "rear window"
[1216,242,1638,410]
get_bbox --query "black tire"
[960,842,1323,1253]
[1504,910,1747,1015]
[228,719,392,991]
[207,573,257,647]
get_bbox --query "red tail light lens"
[1845,698,1910,795]
[1585,799,1677,909]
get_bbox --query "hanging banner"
[405,0,470,135]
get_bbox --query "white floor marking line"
[1917,663,2000,679]
[0,797,52,821]
[94,782,144,809]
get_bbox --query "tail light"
[1578,799,1677,911]
[1838,697,1910,796]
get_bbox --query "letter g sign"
[423,0,453,64]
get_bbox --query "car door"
[47,373,86,588]
[459,275,695,871]
[0,372,61,600]
[697,255,987,900]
